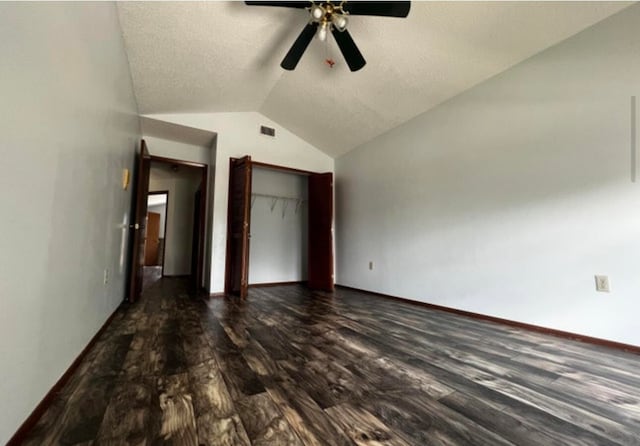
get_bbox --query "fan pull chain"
[324,36,335,69]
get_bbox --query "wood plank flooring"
[21,278,640,445]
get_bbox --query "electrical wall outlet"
[104,268,109,285]
[595,275,610,292]
[369,261,374,270]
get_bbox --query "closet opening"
[146,156,208,294]
[249,166,309,287]
[224,157,334,298]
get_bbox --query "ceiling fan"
[245,1,411,72]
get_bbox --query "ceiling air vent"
[260,125,276,137]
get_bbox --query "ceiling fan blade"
[281,22,319,70]
[244,1,309,8]
[342,1,411,18]
[332,28,366,72]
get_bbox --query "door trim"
[128,140,151,303]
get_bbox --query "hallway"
[21,279,640,445]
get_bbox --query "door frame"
[128,140,151,303]
[147,190,169,275]
[191,187,203,292]
[148,155,209,292]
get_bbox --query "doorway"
[224,157,334,298]
[146,157,207,293]
[143,191,168,289]
[249,167,308,285]
[128,142,209,302]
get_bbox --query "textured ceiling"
[118,1,630,157]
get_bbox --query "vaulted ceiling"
[117,1,630,157]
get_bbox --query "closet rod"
[251,192,307,201]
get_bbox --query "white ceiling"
[117,1,631,157]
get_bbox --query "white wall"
[336,5,640,346]
[143,112,334,293]
[250,168,308,284]
[0,3,140,443]
[149,168,201,276]
[143,135,211,165]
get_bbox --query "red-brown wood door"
[225,156,252,298]
[128,140,151,303]
[308,172,334,291]
[144,212,161,266]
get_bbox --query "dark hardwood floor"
[21,278,640,445]
[142,265,163,291]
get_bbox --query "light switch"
[595,275,610,292]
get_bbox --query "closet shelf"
[251,193,306,216]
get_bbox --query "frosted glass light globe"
[311,4,325,21]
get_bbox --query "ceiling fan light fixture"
[318,21,329,41]
[332,13,348,32]
[244,0,412,72]
[310,4,325,21]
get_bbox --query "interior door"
[225,156,252,298]
[308,172,334,291]
[144,212,161,266]
[128,140,151,303]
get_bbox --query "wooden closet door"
[308,172,334,291]
[225,156,252,298]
